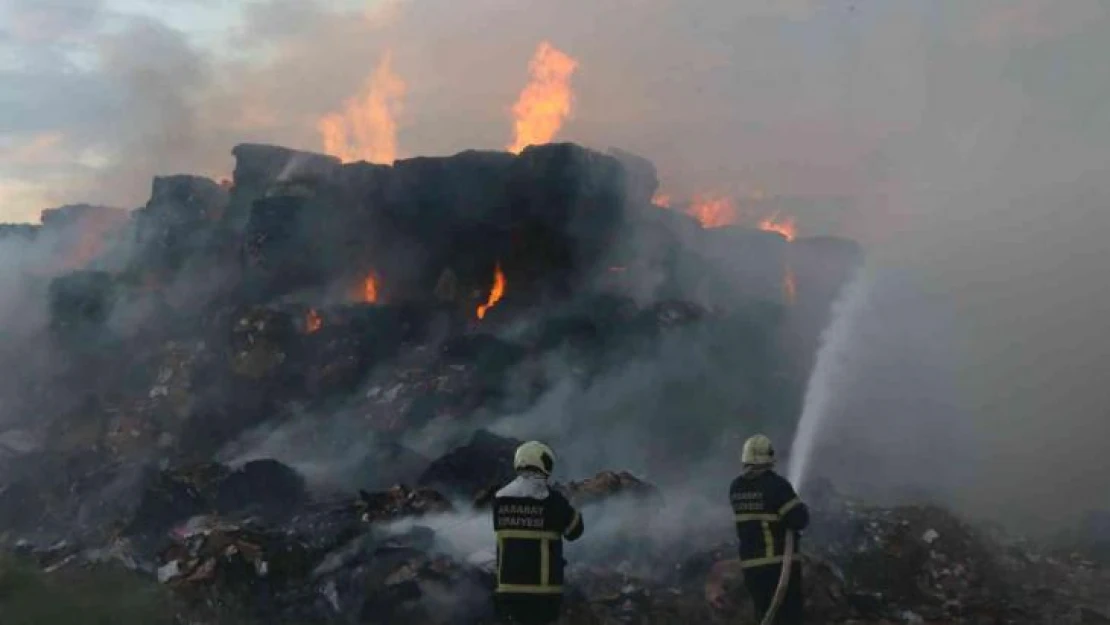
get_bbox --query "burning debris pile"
[4,433,1110,625]
[0,141,857,471]
[6,140,1101,624]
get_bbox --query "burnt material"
[242,196,321,295]
[216,459,307,521]
[0,140,896,625]
[48,271,117,338]
[133,175,229,276]
[417,430,522,497]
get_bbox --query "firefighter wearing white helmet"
[514,440,556,476]
[493,441,584,625]
[728,434,809,624]
[742,433,777,465]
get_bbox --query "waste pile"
[4,433,1109,624]
[0,141,856,532]
[5,141,1104,624]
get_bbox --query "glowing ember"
[758,212,798,241]
[507,42,578,154]
[359,273,380,303]
[476,263,506,320]
[651,192,671,208]
[784,266,797,304]
[306,309,323,333]
[686,194,737,229]
[319,51,406,164]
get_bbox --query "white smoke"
[384,486,733,580]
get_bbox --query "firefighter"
[729,434,809,624]
[492,441,584,625]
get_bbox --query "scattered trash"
[0,142,1099,624]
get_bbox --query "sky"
[1,0,1095,228]
[3,0,1110,529]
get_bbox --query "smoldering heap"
[0,143,1106,624]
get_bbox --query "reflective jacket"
[729,469,809,569]
[493,473,584,595]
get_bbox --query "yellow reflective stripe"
[735,513,779,522]
[778,497,801,517]
[497,529,560,592]
[496,584,564,594]
[540,538,550,587]
[496,530,562,540]
[565,511,582,536]
[739,555,784,569]
[762,521,774,560]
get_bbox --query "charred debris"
[1,143,1106,623]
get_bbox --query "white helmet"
[741,434,775,466]
[514,441,556,476]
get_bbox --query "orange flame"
[477,263,506,320]
[670,189,799,237]
[306,309,323,333]
[507,42,578,154]
[651,192,671,208]
[758,212,797,241]
[319,51,406,164]
[686,194,738,229]
[360,273,379,303]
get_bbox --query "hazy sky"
[3,0,1110,528]
[3,0,1100,228]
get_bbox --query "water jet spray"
[787,271,872,493]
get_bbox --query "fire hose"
[758,531,795,625]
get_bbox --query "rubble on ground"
[565,470,660,507]
[5,435,1110,625]
[418,430,521,498]
[3,139,1095,624]
[357,486,453,523]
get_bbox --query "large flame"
[758,212,798,241]
[306,309,323,334]
[507,42,578,154]
[319,51,406,164]
[477,263,506,320]
[686,194,738,229]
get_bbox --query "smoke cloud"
[385,488,733,582]
[3,0,1109,532]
